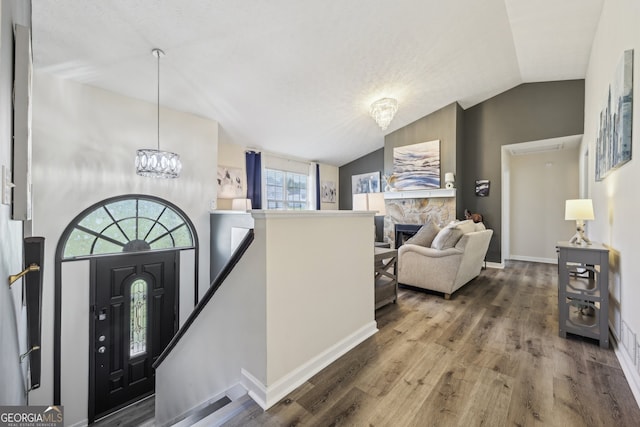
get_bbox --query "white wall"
[29,71,218,421]
[583,0,640,401]
[0,0,30,406]
[509,147,580,262]
[155,211,376,425]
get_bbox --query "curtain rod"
[245,148,317,165]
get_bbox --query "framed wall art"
[393,140,440,190]
[321,181,336,203]
[217,165,244,199]
[352,171,380,194]
[475,180,490,197]
[596,49,633,181]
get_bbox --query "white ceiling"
[31,0,604,166]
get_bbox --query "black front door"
[90,250,178,421]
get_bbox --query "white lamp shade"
[352,193,369,211]
[231,198,252,211]
[368,192,386,215]
[565,199,594,220]
[445,172,455,183]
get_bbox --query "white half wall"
[583,0,640,404]
[29,71,218,413]
[155,210,377,425]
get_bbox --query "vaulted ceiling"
[31,0,604,166]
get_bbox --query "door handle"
[98,335,106,342]
[97,346,106,354]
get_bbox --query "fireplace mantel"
[384,188,456,200]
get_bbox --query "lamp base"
[569,221,591,245]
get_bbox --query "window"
[129,278,148,357]
[61,196,195,260]
[265,168,308,210]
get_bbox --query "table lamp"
[353,193,386,215]
[444,172,455,189]
[231,198,252,211]
[565,199,594,245]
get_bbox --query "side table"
[556,241,609,348]
[374,247,398,309]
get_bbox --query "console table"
[556,241,609,348]
[374,247,398,309]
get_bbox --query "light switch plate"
[2,165,14,205]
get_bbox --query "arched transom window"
[62,196,195,259]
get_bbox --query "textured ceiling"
[31,0,604,166]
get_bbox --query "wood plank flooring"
[222,261,640,427]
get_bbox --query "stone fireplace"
[383,189,456,247]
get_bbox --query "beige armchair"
[397,229,493,299]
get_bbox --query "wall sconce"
[8,263,39,286]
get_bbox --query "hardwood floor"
[92,394,155,427]
[222,261,640,427]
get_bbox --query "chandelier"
[135,48,182,178]
[370,97,398,131]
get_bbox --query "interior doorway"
[501,135,583,264]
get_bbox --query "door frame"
[87,249,180,423]
[53,194,199,419]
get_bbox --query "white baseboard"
[241,321,378,410]
[613,335,640,407]
[67,419,88,427]
[509,255,556,264]
[485,261,504,269]
[161,389,231,427]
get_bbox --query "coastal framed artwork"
[393,140,440,190]
[352,172,380,194]
[217,165,244,199]
[596,49,633,181]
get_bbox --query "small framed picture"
[475,180,490,197]
[352,171,381,194]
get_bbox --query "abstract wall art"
[217,165,244,198]
[321,181,336,203]
[352,171,380,194]
[475,180,490,197]
[393,140,440,190]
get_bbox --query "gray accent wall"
[463,80,585,262]
[339,148,384,241]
